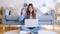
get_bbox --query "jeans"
[20,25,42,33]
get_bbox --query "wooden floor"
[0,25,60,34]
[0,25,20,34]
[0,25,3,34]
[3,25,20,33]
[53,25,60,34]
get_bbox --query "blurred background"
[0,0,60,34]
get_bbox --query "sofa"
[2,8,24,25]
[2,7,56,25]
[38,10,56,25]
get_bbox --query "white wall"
[56,0,60,3]
[0,0,2,7]
[25,0,56,14]
[0,0,57,15]
[0,0,24,16]
[0,0,56,9]
[0,0,24,8]
[26,0,55,9]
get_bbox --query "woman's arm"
[19,13,26,22]
[36,12,39,19]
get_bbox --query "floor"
[41,25,60,34]
[0,25,60,34]
[53,25,60,34]
[0,25,3,34]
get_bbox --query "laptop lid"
[25,19,38,27]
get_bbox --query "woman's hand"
[22,9,26,16]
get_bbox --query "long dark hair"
[27,3,36,19]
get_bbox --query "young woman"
[26,3,36,19]
[19,4,38,22]
[19,3,42,34]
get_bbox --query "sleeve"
[19,14,26,22]
[36,12,39,19]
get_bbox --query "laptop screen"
[25,19,38,27]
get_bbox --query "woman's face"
[29,6,33,13]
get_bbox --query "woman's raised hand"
[22,9,26,15]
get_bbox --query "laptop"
[25,19,38,27]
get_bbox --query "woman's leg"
[30,26,42,32]
[30,26,42,34]
[20,25,30,31]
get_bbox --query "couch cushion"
[6,21,24,25]
[38,15,53,20]
[38,21,52,25]
[6,15,20,21]
[6,21,20,25]
[5,9,10,15]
